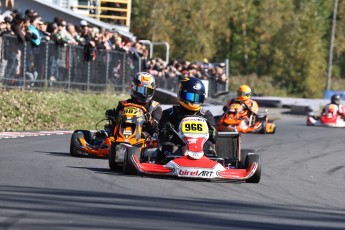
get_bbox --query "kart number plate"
[230,103,242,109]
[181,121,208,134]
[123,107,139,116]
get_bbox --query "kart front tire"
[123,147,141,175]
[109,142,121,171]
[245,153,261,183]
[240,149,255,167]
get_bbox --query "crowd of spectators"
[0,7,227,93]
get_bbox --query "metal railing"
[0,35,140,92]
[0,35,228,97]
[71,0,132,27]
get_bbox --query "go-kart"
[69,117,113,158]
[307,104,345,127]
[70,103,154,158]
[215,101,276,134]
[110,115,261,183]
[108,103,157,171]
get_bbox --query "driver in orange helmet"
[223,84,259,122]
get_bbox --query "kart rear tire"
[109,142,121,171]
[70,130,92,157]
[245,153,261,183]
[123,147,141,175]
[259,122,267,134]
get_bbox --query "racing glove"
[159,122,175,142]
[105,109,116,118]
[144,113,153,125]
[105,109,112,117]
[208,126,217,144]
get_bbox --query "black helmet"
[131,72,156,104]
[178,77,206,111]
[331,94,341,105]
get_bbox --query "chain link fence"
[0,34,139,93]
[0,34,228,97]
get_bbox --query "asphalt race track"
[0,115,345,230]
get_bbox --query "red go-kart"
[307,104,345,127]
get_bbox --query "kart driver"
[156,77,217,163]
[321,94,345,118]
[105,72,162,137]
[223,84,259,123]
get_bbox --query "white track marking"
[0,131,73,139]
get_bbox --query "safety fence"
[0,35,228,97]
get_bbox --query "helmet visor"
[133,85,155,97]
[180,92,205,104]
[237,91,250,97]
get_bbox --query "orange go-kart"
[216,101,276,134]
[70,103,156,159]
[107,103,157,172]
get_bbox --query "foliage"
[229,75,288,97]
[0,89,127,131]
[131,0,342,98]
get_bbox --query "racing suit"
[321,103,345,119]
[156,105,217,163]
[105,98,162,137]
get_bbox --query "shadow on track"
[0,185,344,230]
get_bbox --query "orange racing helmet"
[237,85,251,101]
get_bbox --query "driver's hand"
[145,113,153,125]
[208,126,217,143]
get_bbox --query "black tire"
[259,122,267,134]
[75,130,93,142]
[109,142,121,171]
[123,147,141,175]
[245,153,261,183]
[239,149,254,167]
[70,130,92,157]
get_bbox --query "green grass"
[0,89,128,131]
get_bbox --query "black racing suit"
[157,105,217,163]
[106,98,162,137]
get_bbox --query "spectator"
[113,35,126,52]
[38,20,51,41]
[0,16,7,35]
[66,23,80,44]
[4,16,13,33]
[27,15,41,46]
[0,15,8,79]
[10,13,26,44]
[54,19,76,45]
[79,20,96,61]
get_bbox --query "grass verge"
[0,89,128,131]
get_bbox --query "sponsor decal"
[193,83,202,90]
[178,169,214,177]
